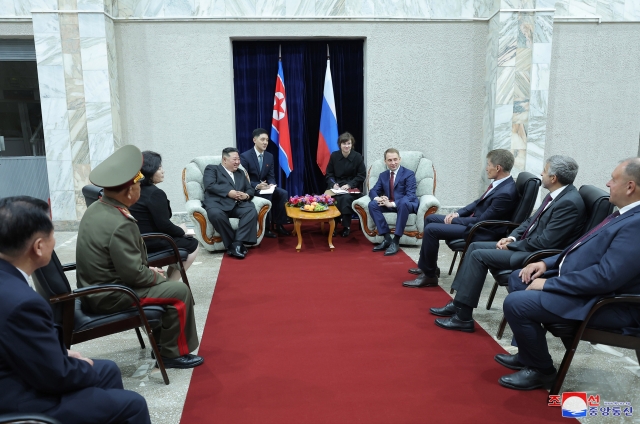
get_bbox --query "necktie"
[560,211,620,261]
[470,183,494,217]
[520,193,553,240]
[389,171,395,202]
[258,154,263,171]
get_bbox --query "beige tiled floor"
[50,231,639,424]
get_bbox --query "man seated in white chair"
[368,148,420,256]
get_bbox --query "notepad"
[331,188,361,195]
[185,228,195,236]
[260,185,276,194]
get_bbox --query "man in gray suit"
[203,147,257,259]
[430,155,587,332]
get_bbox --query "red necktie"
[470,183,494,217]
[520,193,552,240]
[560,211,621,261]
[389,171,395,202]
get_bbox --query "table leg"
[328,219,335,251]
[294,219,302,252]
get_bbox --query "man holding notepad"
[241,128,291,238]
[325,132,366,237]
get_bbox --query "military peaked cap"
[89,145,144,189]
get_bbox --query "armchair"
[352,151,440,245]
[182,156,272,252]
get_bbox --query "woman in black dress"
[130,151,199,281]
[325,132,366,237]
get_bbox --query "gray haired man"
[430,155,588,333]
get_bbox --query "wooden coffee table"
[285,205,341,252]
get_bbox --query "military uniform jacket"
[76,195,167,313]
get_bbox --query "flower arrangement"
[287,194,335,211]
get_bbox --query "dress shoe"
[384,241,400,256]
[264,230,277,238]
[160,353,204,369]
[402,274,438,288]
[227,245,245,259]
[341,227,350,237]
[429,300,456,317]
[275,224,291,236]
[494,353,525,370]
[373,239,391,252]
[408,267,441,277]
[240,244,248,254]
[498,367,557,390]
[434,314,475,332]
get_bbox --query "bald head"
[607,158,640,208]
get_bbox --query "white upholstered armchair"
[352,151,440,246]
[182,156,272,252]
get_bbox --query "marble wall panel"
[165,0,195,16]
[58,0,78,10]
[61,37,80,54]
[68,108,88,142]
[527,115,546,146]
[77,0,103,11]
[41,97,69,129]
[511,123,526,148]
[529,89,547,118]
[536,0,556,8]
[531,63,549,90]
[133,0,164,17]
[31,0,58,10]
[85,102,113,134]
[0,2,16,15]
[35,35,63,66]
[44,129,72,160]
[515,47,531,73]
[78,13,105,37]
[256,0,284,16]
[596,0,625,20]
[517,12,534,48]
[497,13,517,66]
[554,0,570,15]
[525,140,544,173]
[70,137,90,163]
[473,0,497,18]
[47,160,74,191]
[196,0,225,16]
[117,0,135,17]
[512,98,528,123]
[625,0,640,20]
[286,0,315,15]
[532,42,551,63]
[496,66,514,104]
[345,0,373,16]
[32,12,60,34]
[316,0,344,16]
[38,65,67,98]
[88,132,114,163]
[533,12,553,42]
[570,0,597,17]
[514,69,530,99]
[50,190,77,221]
[461,0,475,18]
[83,69,110,102]
[80,37,108,71]
[226,0,255,16]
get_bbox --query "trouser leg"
[207,207,235,248]
[393,199,417,236]
[228,202,258,244]
[417,215,465,276]
[137,281,199,358]
[272,187,289,225]
[368,200,390,235]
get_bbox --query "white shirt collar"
[491,175,511,188]
[223,166,235,181]
[548,184,568,200]
[16,266,29,283]
[619,200,640,215]
[254,147,265,158]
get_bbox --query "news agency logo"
[548,393,633,418]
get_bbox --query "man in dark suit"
[431,155,587,332]
[404,149,518,288]
[240,128,291,238]
[204,147,258,259]
[0,196,150,424]
[496,158,640,390]
[369,148,420,256]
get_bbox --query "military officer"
[76,145,203,369]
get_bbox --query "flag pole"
[326,44,329,59]
[279,44,281,60]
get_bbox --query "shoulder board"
[116,206,137,222]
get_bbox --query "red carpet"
[181,223,568,423]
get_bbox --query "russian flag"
[316,59,339,175]
[271,61,293,177]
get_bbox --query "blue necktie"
[258,154,263,171]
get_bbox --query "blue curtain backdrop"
[232,40,364,196]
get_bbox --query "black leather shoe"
[341,227,350,237]
[384,241,400,256]
[160,354,204,369]
[275,224,291,236]
[408,267,440,277]
[494,353,525,370]
[434,314,475,332]
[403,274,438,288]
[227,245,245,259]
[498,367,557,390]
[264,230,277,238]
[429,300,456,317]
[373,239,391,252]
[240,244,248,254]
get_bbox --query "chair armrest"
[250,195,272,211]
[461,220,520,254]
[523,249,563,265]
[416,195,440,232]
[49,284,142,306]
[62,262,76,272]
[142,232,182,263]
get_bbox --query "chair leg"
[486,282,499,310]
[550,340,581,396]
[496,315,508,339]
[147,330,170,385]
[448,251,458,275]
[636,349,640,365]
[135,327,146,349]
